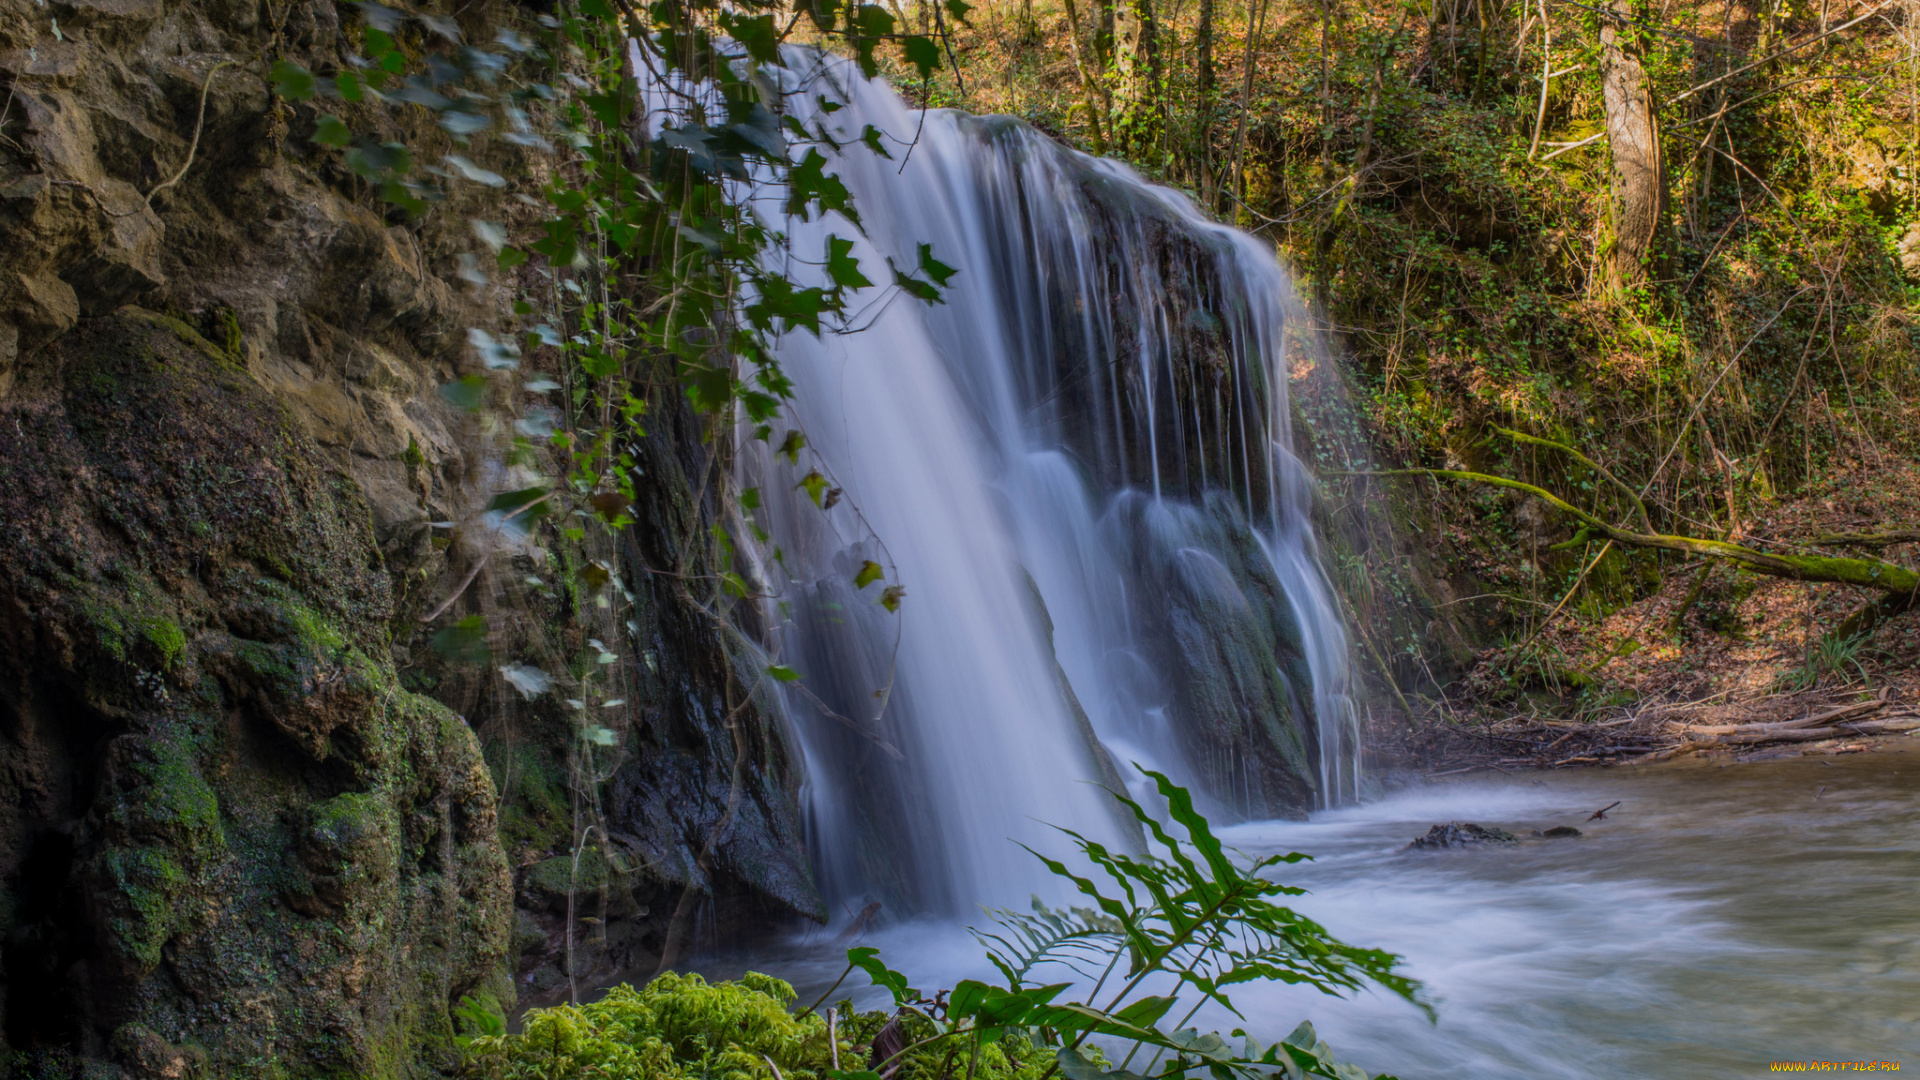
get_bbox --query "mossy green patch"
[139,615,187,669]
[466,973,1057,1080]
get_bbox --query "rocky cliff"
[0,1,814,1075]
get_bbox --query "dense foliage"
[882,0,1920,698]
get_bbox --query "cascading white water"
[727,51,1361,917]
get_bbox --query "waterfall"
[723,52,1360,918]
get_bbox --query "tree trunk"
[1198,0,1216,107]
[1113,0,1159,156]
[1598,0,1667,286]
[1196,0,1215,195]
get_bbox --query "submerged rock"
[1533,825,1584,839]
[1409,822,1520,849]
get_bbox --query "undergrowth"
[462,770,1412,1080]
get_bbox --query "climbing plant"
[269,0,967,996]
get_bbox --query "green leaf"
[826,235,872,290]
[860,124,893,159]
[847,4,897,78]
[270,59,317,101]
[720,11,781,63]
[766,664,801,682]
[312,114,352,147]
[879,584,905,612]
[1056,1047,1144,1080]
[945,0,974,24]
[429,615,492,666]
[486,486,550,520]
[891,263,942,303]
[439,375,487,411]
[1114,993,1178,1029]
[740,486,762,511]
[777,429,806,464]
[796,470,829,507]
[802,0,841,32]
[918,242,958,286]
[846,946,916,1005]
[787,149,858,225]
[853,560,884,589]
[899,35,941,79]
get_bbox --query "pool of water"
[674,749,1919,1078]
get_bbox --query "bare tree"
[1598,0,1668,286]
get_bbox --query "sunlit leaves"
[853,560,884,589]
[819,772,1401,1079]
[766,664,801,682]
[796,469,829,507]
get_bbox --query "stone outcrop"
[0,0,816,1072]
[0,309,513,1075]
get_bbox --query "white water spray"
[723,53,1360,917]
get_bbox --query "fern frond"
[970,898,1124,986]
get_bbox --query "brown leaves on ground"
[1374,457,1920,772]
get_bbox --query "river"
[678,750,1917,1078]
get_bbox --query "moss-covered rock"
[0,310,512,1076]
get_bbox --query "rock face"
[1409,821,1520,849]
[0,0,815,1071]
[0,310,513,1074]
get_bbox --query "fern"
[837,767,1421,1080]
[972,899,1125,985]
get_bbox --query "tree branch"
[1491,426,1651,531]
[1338,469,1920,595]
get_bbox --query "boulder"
[1409,821,1520,849]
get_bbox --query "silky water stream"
[688,752,1919,1078]
[637,51,1918,1077]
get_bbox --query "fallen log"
[1336,468,1920,598]
[1682,694,1887,736]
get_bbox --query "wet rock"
[1532,825,1583,839]
[0,311,512,1074]
[1409,822,1520,849]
